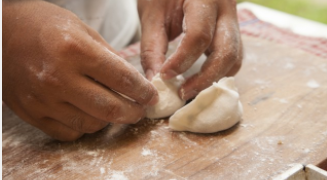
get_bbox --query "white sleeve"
[46,0,140,50]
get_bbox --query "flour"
[284,62,295,70]
[321,130,327,136]
[306,80,320,88]
[178,133,198,146]
[141,148,153,156]
[240,124,254,128]
[107,171,128,180]
[278,99,288,104]
[303,148,310,154]
[100,167,105,174]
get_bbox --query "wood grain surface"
[2,36,327,180]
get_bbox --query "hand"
[138,0,243,100]
[3,1,158,141]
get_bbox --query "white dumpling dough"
[146,73,186,119]
[169,77,243,133]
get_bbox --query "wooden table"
[3,36,327,180]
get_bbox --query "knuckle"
[118,71,134,89]
[24,91,44,106]
[104,102,121,122]
[212,46,239,63]
[191,30,212,46]
[225,48,239,62]
[58,36,83,55]
[140,48,165,72]
[141,48,155,57]
[39,71,62,89]
[70,115,106,133]
[70,115,84,132]
[140,50,156,67]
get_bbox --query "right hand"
[2,1,158,141]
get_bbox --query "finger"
[38,117,83,141]
[85,26,119,55]
[64,76,146,124]
[139,5,169,80]
[80,38,158,106]
[160,0,218,80]
[49,102,109,134]
[226,57,242,76]
[4,101,82,141]
[180,17,242,100]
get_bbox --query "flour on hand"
[169,77,243,133]
[146,73,186,119]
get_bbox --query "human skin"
[138,0,243,100]
[2,0,158,141]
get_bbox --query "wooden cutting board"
[2,36,327,180]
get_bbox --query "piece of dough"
[146,73,186,119]
[169,77,243,133]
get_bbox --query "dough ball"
[169,77,243,133]
[146,73,186,119]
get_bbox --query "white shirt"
[46,0,140,50]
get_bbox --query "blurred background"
[237,0,327,24]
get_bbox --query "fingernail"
[148,92,159,105]
[161,69,178,80]
[146,70,154,81]
[181,89,198,101]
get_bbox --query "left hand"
[138,0,243,100]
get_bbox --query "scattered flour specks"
[273,98,288,104]
[107,171,128,180]
[319,64,327,72]
[306,80,320,88]
[279,99,288,104]
[178,133,198,146]
[254,79,270,86]
[284,62,295,70]
[322,130,327,136]
[303,148,310,154]
[86,151,98,156]
[240,124,254,128]
[100,167,105,174]
[141,148,153,156]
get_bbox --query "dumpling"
[146,73,186,119]
[169,77,243,133]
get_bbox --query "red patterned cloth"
[238,9,327,58]
[119,9,327,59]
